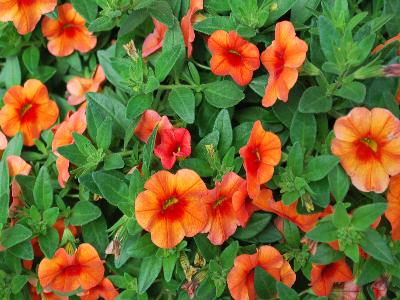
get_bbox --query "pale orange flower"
[79,278,119,300]
[181,0,203,57]
[135,169,208,248]
[239,120,281,199]
[67,65,106,106]
[232,180,259,227]
[142,18,168,58]
[0,79,59,146]
[52,107,87,188]
[332,107,400,193]
[227,245,295,300]
[260,21,308,107]
[134,109,173,143]
[38,243,104,294]
[42,3,97,57]
[0,131,8,155]
[386,174,400,240]
[0,0,57,35]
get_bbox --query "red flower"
[311,259,353,297]
[134,110,173,143]
[181,0,204,57]
[142,18,168,58]
[208,30,260,86]
[239,120,281,199]
[372,277,388,300]
[154,127,191,169]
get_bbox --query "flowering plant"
[0,0,399,299]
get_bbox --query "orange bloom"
[208,30,260,86]
[0,0,56,35]
[371,33,400,55]
[0,131,8,154]
[254,190,329,232]
[67,66,106,106]
[332,107,400,193]
[181,0,203,58]
[386,174,400,240]
[135,169,208,249]
[232,181,259,227]
[0,79,59,146]
[79,278,119,300]
[134,109,173,143]
[372,277,388,300]
[239,120,281,199]
[203,172,245,245]
[42,3,97,57]
[311,259,353,297]
[142,18,168,58]
[29,283,67,300]
[52,108,87,188]
[260,21,308,107]
[227,245,296,300]
[38,243,104,294]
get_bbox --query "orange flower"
[372,277,388,300]
[254,190,328,232]
[239,120,281,199]
[0,79,59,146]
[208,30,260,86]
[52,108,87,188]
[0,131,8,155]
[311,259,353,297]
[0,0,56,35]
[142,18,168,58]
[80,278,119,300]
[332,107,400,193]
[67,66,106,106]
[227,245,296,300]
[232,180,259,227]
[42,3,97,57]
[38,243,104,294]
[135,169,208,248]
[134,109,173,143]
[29,283,67,300]
[260,21,308,107]
[386,174,400,240]
[181,0,203,58]
[203,172,245,245]
[371,33,400,55]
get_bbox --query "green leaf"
[149,0,175,27]
[299,86,332,113]
[168,87,195,124]
[96,116,113,150]
[71,0,98,22]
[33,166,53,210]
[359,229,394,264]
[82,215,109,256]
[234,212,272,240]
[311,244,343,264]
[138,256,163,294]
[8,239,33,260]
[58,144,87,166]
[276,281,300,300]
[290,112,316,152]
[203,81,245,108]
[334,82,366,103]
[288,142,304,176]
[163,253,177,282]
[328,165,350,202]
[304,155,340,182]
[357,258,383,285]
[39,227,59,258]
[42,207,59,227]
[104,153,124,170]
[194,234,220,260]
[220,241,239,270]
[254,266,276,299]
[283,220,300,248]
[22,47,40,73]
[2,56,21,88]
[213,109,233,155]
[318,15,340,62]
[344,242,359,263]
[0,224,32,248]
[268,0,297,24]
[0,160,10,225]
[155,44,183,81]
[11,275,29,295]
[306,220,337,242]
[126,94,153,119]
[70,201,102,226]
[194,16,235,34]
[291,0,321,24]
[142,128,157,178]
[351,203,387,230]
[332,202,350,228]
[2,133,23,159]
[193,131,220,160]
[92,172,131,206]
[179,158,214,177]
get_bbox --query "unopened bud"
[205,144,215,158]
[383,64,400,77]
[124,40,139,61]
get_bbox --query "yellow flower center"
[163,197,179,210]
[20,104,32,117]
[213,197,226,209]
[361,138,378,152]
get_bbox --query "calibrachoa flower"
[232,180,259,227]
[203,172,245,245]
[239,120,281,199]
[79,278,119,300]
[134,109,173,143]
[208,30,260,86]
[52,107,87,188]
[0,0,57,35]
[331,107,400,193]
[386,174,400,240]
[260,21,308,107]
[0,131,7,155]
[154,127,191,169]
[372,277,388,300]
[330,281,360,300]
[142,18,168,58]
[135,169,208,248]
[371,33,400,55]
[38,243,104,294]
[310,259,353,297]
[0,79,59,146]
[227,245,296,300]
[42,3,97,57]
[29,283,66,300]
[67,65,106,106]
[181,0,203,58]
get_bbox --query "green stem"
[191,60,211,71]
[158,84,197,90]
